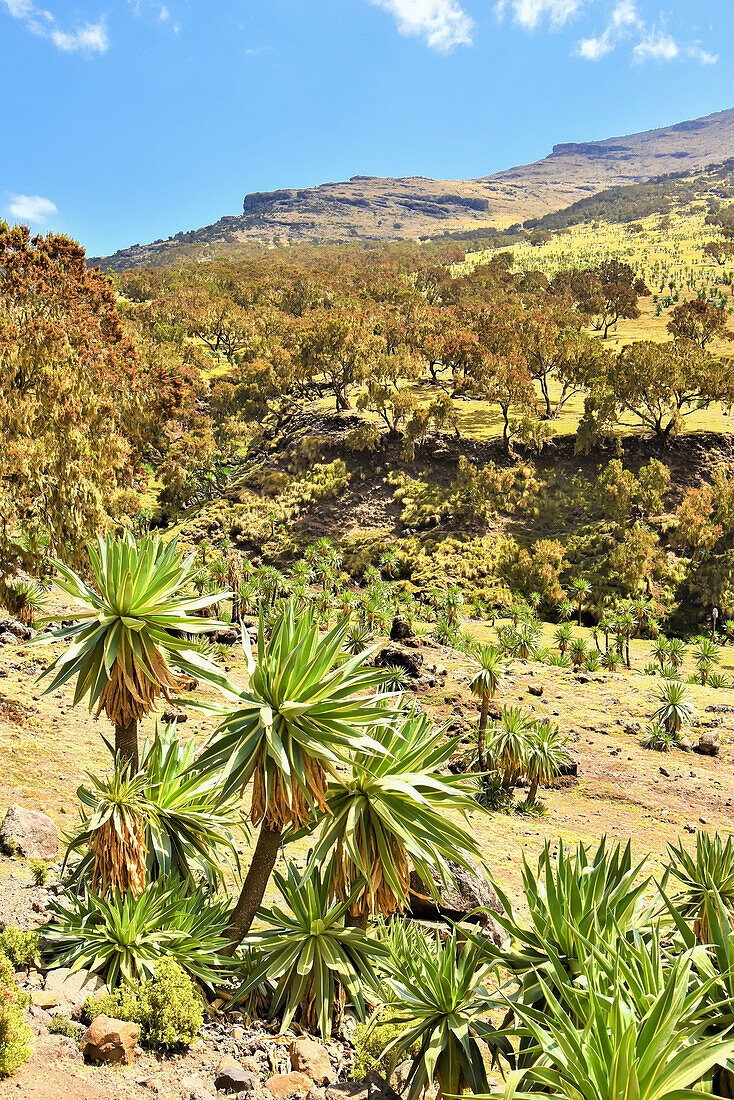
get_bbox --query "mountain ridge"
[93,106,734,271]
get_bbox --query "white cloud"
[576,0,639,60]
[632,29,678,62]
[495,0,583,31]
[1,0,108,52]
[7,194,58,223]
[51,19,108,52]
[369,0,474,51]
[632,30,717,65]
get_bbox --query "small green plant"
[85,959,203,1049]
[642,723,680,752]
[28,859,49,887]
[352,1010,416,1081]
[0,928,39,969]
[0,953,32,1079]
[48,1015,80,1039]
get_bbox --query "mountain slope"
[94,106,734,271]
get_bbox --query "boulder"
[81,1014,139,1065]
[30,989,60,1009]
[408,858,505,945]
[375,645,423,679]
[0,616,34,640]
[326,1086,368,1100]
[44,967,108,1015]
[290,1037,334,1085]
[264,1072,315,1100]
[0,632,17,644]
[696,731,721,756]
[0,803,59,859]
[212,627,240,646]
[527,683,543,697]
[389,617,415,643]
[215,1055,256,1092]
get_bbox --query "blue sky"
[2,0,731,257]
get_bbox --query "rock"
[679,736,693,752]
[81,1014,139,1065]
[0,631,16,644]
[339,1007,360,1045]
[408,857,505,945]
[325,1085,368,1100]
[696,731,721,756]
[45,967,108,1015]
[527,683,543,696]
[264,1072,315,1100]
[215,1056,256,1093]
[30,989,60,1008]
[576,673,591,684]
[212,627,240,645]
[290,1038,334,1085]
[0,803,59,859]
[389,617,414,643]
[659,767,671,778]
[375,645,423,679]
[0,616,34,640]
[161,704,188,724]
[181,1076,216,1100]
[558,760,578,777]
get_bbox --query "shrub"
[0,953,31,1079]
[85,959,203,1049]
[28,859,49,887]
[47,1015,80,1039]
[352,1011,414,1081]
[0,928,39,969]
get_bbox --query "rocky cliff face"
[92,106,734,271]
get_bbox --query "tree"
[192,602,395,946]
[578,339,734,446]
[524,721,570,804]
[667,299,731,349]
[568,576,592,626]
[553,260,649,339]
[468,645,508,772]
[703,240,734,266]
[293,313,379,411]
[37,533,227,773]
[0,223,143,581]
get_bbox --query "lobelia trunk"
[225,822,283,952]
[477,695,490,773]
[115,719,139,775]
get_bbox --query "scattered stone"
[216,1056,255,1092]
[290,1037,334,1085]
[700,816,709,825]
[0,632,16,645]
[696,731,721,757]
[0,616,34,640]
[0,803,59,859]
[81,1014,139,1065]
[558,760,579,777]
[659,767,671,778]
[528,683,543,697]
[162,704,188,724]
[576,673,591,684]
[181,1075,216,1100]
[679,736,693,752]
[264,1072,315,1100]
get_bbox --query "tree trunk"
[477,695,489,773]
[225,822,283,951]
[527,778,539,804]
[115,719,139,775]
[346,909,368,931]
